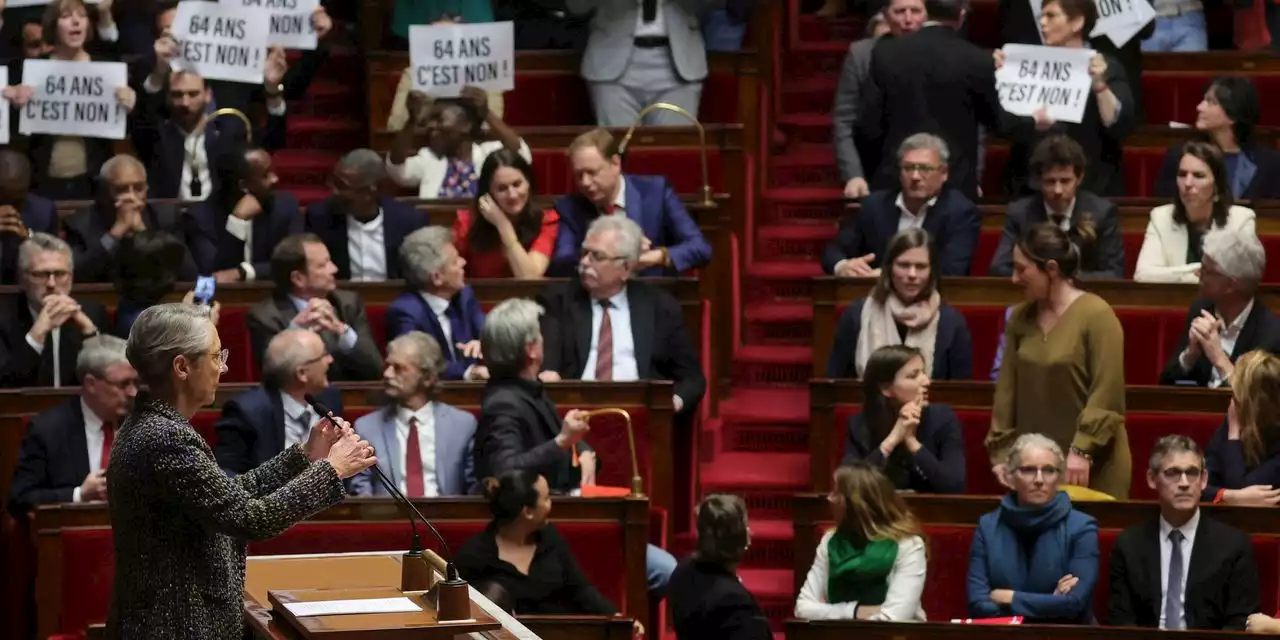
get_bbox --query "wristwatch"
[265,83,284,98]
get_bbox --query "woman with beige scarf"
[827,228,974,380]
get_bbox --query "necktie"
[643,0,657,23]
[595,300,614,381]
[101,422,115,469]
[1165,529,1185,630]
[289,410,311,447]
[405,417,425,498]
[1050,212,1066,228]
[446,301,467,354]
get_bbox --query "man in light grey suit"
[568,0,709,127]
[349,331,478,497]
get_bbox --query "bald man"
[213,329,345,476]
[0,150,57,283]
[61,155,197,282]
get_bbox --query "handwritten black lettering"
[271,14,306,35]
[187,15,210,36]
[214,44,252,66]
[462,61,499,83]
[416,65,460,87]
[1017,60,1038,78]
[457,36,491,58]
[69,75,104,97]
[1097,0,1123,17]
[212,17,246,39]
[1038,61,1072,82]
[996,81,1036,104]
[179,40,215,63]
[433,39,454,58]
[1035,86,1073,106]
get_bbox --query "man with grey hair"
[9,335,137,511]
[303,149,427,281]
[1161,227,1280,388]
[214,329,345,475]
[350,331,478,497]
[820,132,981,278]
[386,227,487,381]
[538,215,705,416]
[0,232,110,387]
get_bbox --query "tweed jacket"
[105,395,346,640]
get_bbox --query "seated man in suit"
[186,146,304,283]
[8,335,136,512]
[1160,227,1280,387]
[989,135,1124,279]
[305,149,428,281]
[0,150,57,284]
[551,128,711,277]
[0,233,110,388]
[539,215,705,416]
[350,331,477,497]
[474,298,678,594]
[1108,435,1258,629]
[62,155,198,283]
[387,227,486,381]
[821,133,981,277]
[213,328,344,475]
[247,234,383,381]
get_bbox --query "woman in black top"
[455,470,623,618]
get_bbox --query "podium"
[242,550,537,640]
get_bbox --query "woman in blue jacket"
[967,433,1100,623]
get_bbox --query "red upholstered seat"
[189,412,220,447]
[1124,412,1223,500]
[972,230,1000,277]
[532,148,727,195]
[1122,148,1168,198]
[1122,231,1143,278]
[957,305,1008,381]
[58,527,115,636]
[218,307,253,383]
[1141,74,1280,128]
[367,304,388,352]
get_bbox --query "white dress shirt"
[1045,199,1077,230]
[396,403,439,497]
[288,295,358,352]
[611,177,628,214]
[581,289,639,381]
[1159,509,1201,630]
[634,0,667,36]
[1177,298,1254,388]
[421,292,455,355]
[224,215,257,281]
[795,531,928,621]
[179,129,212,202]
[895,193,937,233]
[280,392,318,448]
[346,211,387,281]
[71,397,109,503]
[24,304,61,388]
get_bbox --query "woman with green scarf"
[795,462,928,621]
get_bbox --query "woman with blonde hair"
[1203,350,1280,505]
[795,462,927,621]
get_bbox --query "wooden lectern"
[242,550,533,639]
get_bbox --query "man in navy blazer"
[349,332,478,497]
[550,128,711,277]
[820,133,981,277]
[213,329,344,475]
[305,149,428,281]
[0,150,57,284]
[386,227,486,381]
[185,147,304,283]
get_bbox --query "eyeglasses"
[580,249,625,264]
[207,349,229,376]
[1014,465,1061,480]
[900,163,941,176]
[101,377,139,391]
[1159,466,1203,481]
[26,269,70,282]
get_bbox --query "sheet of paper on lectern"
[284,597,422,617]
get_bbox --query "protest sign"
[995,44,1095,124]
[221,0,319,50]
[0,69,8,146]
[1091,0,1156,47]
[171,0,271,84]
[409,21,514,97]
[18,59,128,139]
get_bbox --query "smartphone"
[193,276,216,306]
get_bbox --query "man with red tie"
[7,335,137,512]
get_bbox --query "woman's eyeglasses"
[208,349,229,376]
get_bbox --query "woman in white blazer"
[1135,140,1257,283]
[795,462,927,622]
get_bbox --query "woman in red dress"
[452,149,560,278]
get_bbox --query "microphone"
[304,394,471,620]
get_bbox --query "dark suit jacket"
[820,188,982,276]
[1203,420,1280,502]
[538,278,706,411]
[0,296,110,388]
[1159,299,1280,387]
[988,191,1125,279]
[840,403,967,493]
[185,191,304,278]
[473,376,590,494]
[1107,514,1258,630]
[1154,142,1280,201]
[303,196,427,280]
[212,386,344,475]
[858,25,1004,200]
[8,398,89,512]
[667,558,773,640]
[385,287,486,381]
[550,174,712,276]
[0,194,57,284]
[245,290,384,382]
[62,201,199,283]
[826,297,974,380]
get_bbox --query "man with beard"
[8,335,136,512]
[185,146,304,283]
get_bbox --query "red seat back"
[218,307,253,383]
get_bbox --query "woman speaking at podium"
[104,303,377,639]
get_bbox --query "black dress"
[667,557,773,640]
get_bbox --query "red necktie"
[101,423,115,469]
[595,300,613,381]
[603,203,617,216]
[405,417,425,498]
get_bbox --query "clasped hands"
[302,414,377,479]
[988,575,1077,608]
[1183,309,1231,377]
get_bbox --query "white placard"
[1027,0,1156,47]
[0,68,9,146]
[995,44,1095,124]
[409,21,514,97]
[283,597,422,617]
[170,0,271,84]
[221,0,319,50]
[18,59,128,139]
